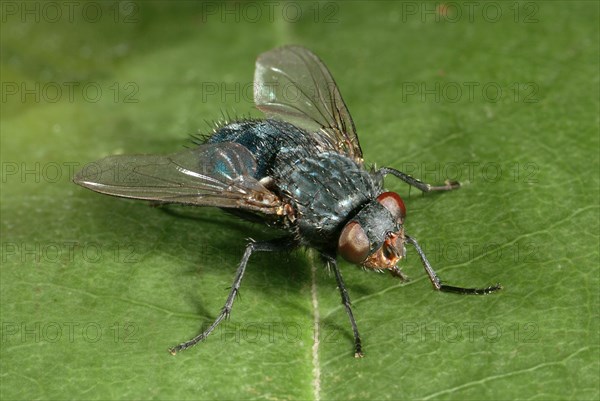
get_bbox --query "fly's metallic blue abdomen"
[206,119,311,179]
[208,119,380,247]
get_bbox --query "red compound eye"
[337,221,370,264]
[376,192,406,220]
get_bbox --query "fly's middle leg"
[377,167,460,192]
[324,254,364,358]
[169,237,297,355]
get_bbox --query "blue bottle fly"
[74,46,501,357]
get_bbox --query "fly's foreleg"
[169,237,297,355]
[377,167,460,192]
[390,266,410,282]
[405,235,502,295]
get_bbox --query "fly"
[74,45,502,358]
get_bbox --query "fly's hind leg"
[169,236,297,355]
[377,167,460,193]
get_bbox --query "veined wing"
[74,142,283,215]
[254,45,363,165]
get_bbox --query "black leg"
[377,167,460,192]
[323,254,364,358]
[390,266,410,282]
[405,235,502,295]
[169,237,296,355]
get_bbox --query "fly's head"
[337,192,407,270]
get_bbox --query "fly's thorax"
[274,152,378,247]
[337,192,407,270]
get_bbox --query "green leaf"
[1,1,598,400]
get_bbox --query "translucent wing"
[74,142,283,215]
[254,45,364,164]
